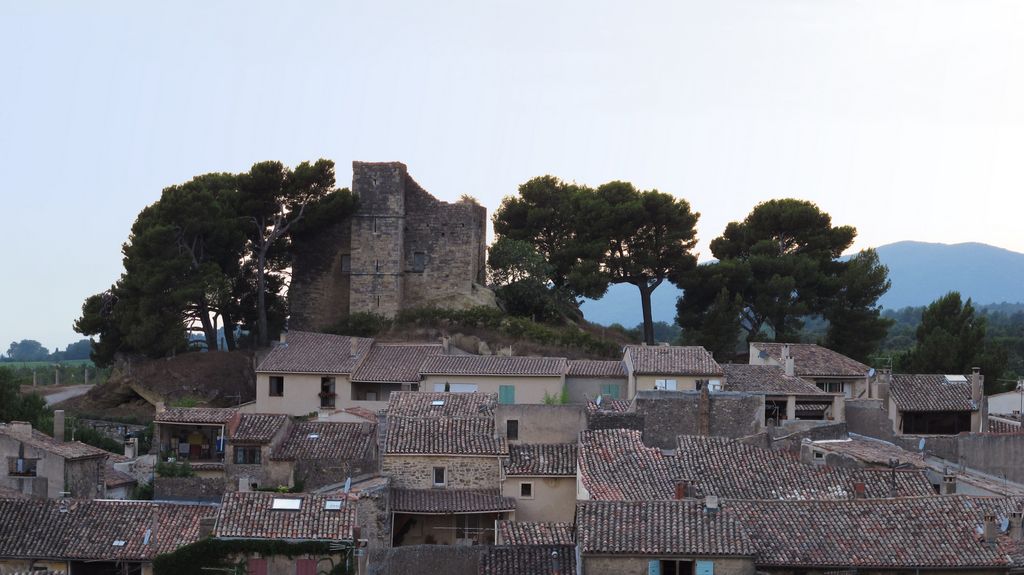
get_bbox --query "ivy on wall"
[153,538,353,575]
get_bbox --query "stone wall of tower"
[288,218,352,331]
[349,162,406,317]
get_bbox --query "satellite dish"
[595,395,603,406]
[918,438,926,452]
[343,477,352,494]
[867,368,876,378]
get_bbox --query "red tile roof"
[890,374,976,412]
[231,414,287,444]
[503,444,577,476]
[567,360,626,378]
[578,429,676,500]
[384,417,505,456]
[385,391,496,418]
[625,345,724,376]
[271,421,375,461]
[0,424,111,461]
[104,464,137,489]
[351,343,442,383]
[722,364,826,395]
[497,521,574,545]
[751,343,869,378]
[390,488,516,513]
[989,416,1022,434]
[480,545,576,575]
[576,500,755,556]
[154,407,237,425]
[257,331,373,374]
[419,355,566,376]
[0,498,211,561]
[214,491,355,541]
[586,397,631,413]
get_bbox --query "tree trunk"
[256,247,268,348]
[638,283,656,345]
[197,298,218,351]
[222,312,237,351]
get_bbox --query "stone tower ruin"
[288,161,493,332]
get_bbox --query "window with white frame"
[654,379,677,391]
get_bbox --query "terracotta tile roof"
[578,429,676,500]
[154,407,237,425]
[586,398,631,413]
[673,435,935,500]
[0,498,211,561]
[342,406,379,423]
[419,355,567,377]
[503,444,577,476]
[351,343,442,383]
[625,345,724,376]
[0,424,111,461]
[576,500,755,556]
[104,464,137,489]
[480,545,576,575]
[567,360,626,378]
[390,488,516,513]
[214,491,355,541]
[807,435,927,468]
[990,416,1022,434]
[728,496,1024,568]
[257,331,373,374]
[751,343,870,378]
[231,414,287,444]
[578,429,933,501]
[0,485,32,499]
[890,374,976,412]
[271,421,375,461]
[722,364,826,395]
[384,417,505,456]
[386,391,496,418]
[497,521,574,545]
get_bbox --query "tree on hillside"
[901,292,1008,390]
[679,198,888,354]
[823,249,894,363]
[238,160,354,347]
[487,237,573,322]
[586,182,699,345]
[5,340,50,362]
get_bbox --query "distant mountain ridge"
[580,241,1024,327]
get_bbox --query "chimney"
[199,516,216,539]
[441,336,451,354]
[853,482,866,499]
[124,437,138,459]
[984,513,997,543]
[784,357,795,377]
[550,548,562,575]
[155,401,166,415]
[972,367,984,403]
[781,344,791,360]
[279,332,287,344]
[350,338,359,358]
[704,495,719,512]
[673,479,692,500]
[7,421,32,438]
[1011,511,1024,542]
[941,473,957,495]
[53,410,65,442]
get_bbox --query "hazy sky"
[3,1,1024,351]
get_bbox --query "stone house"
[288,161,493,331]
[566,359,628,403]
[224,413,290,491]
[269,420,378,491]
[213,491,356,575]
[749,342,872,399]
[623,345,724,396]
[0,497,212,575]
[0,420,109,499]
[887,370,985,435]
[153,406,235,478]
[501,443,577,523]
[418,355,567,404]
[721,364,845,426]
[381,392,515,546]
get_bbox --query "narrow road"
[44,385,92,406]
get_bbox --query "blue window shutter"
[696,560,714,575]
[648,560,661,575]
[499,385,515,404]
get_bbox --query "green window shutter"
[499,385,515,404]
[600,383,620,399]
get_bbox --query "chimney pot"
[853,482,866,499]
[673,479,691,500]
[1011,511,1024,542]
[941,474,957,495]
[784,357,795,377]
[984,513,998,543]
[53,410,65,443]
[350,338,359,358]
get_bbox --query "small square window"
[519,482,533,498]
[234,447,261,465]
[412,251,427,272]
[432,466,446,487]
[340,254,351,273]
[506,419,519,441]
[269,376,284,397]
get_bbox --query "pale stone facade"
[382,455,500,490]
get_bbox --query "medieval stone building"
[289,161,493,332]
